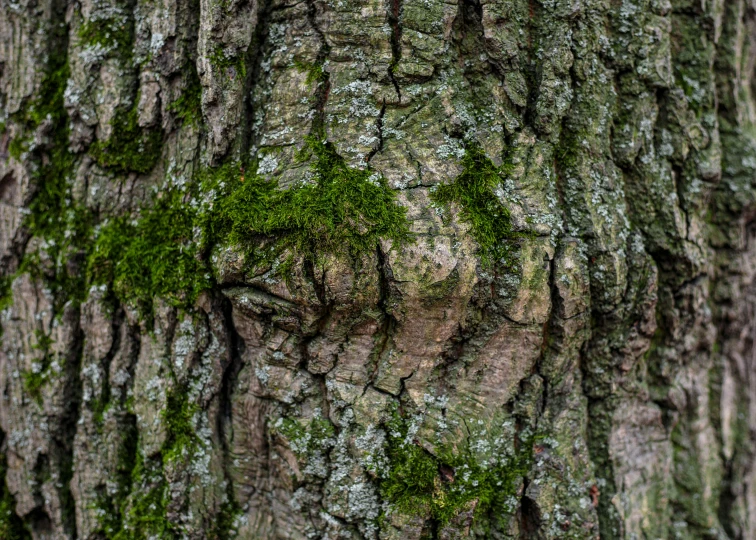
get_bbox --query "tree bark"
[1,0,755,537]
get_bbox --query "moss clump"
[0,275,13,313]
[168,65,202,127]
[21,370,48,405]
[6,35,98,317]
[274,416,336,458]
[113,451,174,540]
[161,385,199,464]
[89,106,163,174]
[87,136,409,316]
[7,138,26,161]
[209,500,241,540]
[430,144,525,267]
[205,137,411,264]
[20,331,55,405]
[293,60,327,85]
[88,190,210,318]
[79,13,160,174]
[78,17,134,61]
[380,411,534,529]
[13,50,93,309]
[209,46,246,78]
[97,406,188,539]
[0,452,29,540]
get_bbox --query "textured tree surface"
[3,0,756,538]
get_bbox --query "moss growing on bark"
[0,452,29,540]
[161,385,199,464]
[8,37,94,314]
[88,189,210,318]
[113,451,173,540]
[13,50,82,252]
[168,64,203,127]
[21,370,48,405]
[380,410,534,529]
[20,330,55,405]
[77,16,134,61]
[274,416,336,458]
[293,60,328,85]
[91,419,137,538]
[205,136,411,265]
[430,144,525,268]
[209,46,247,78]
[210,499,242,539]
[100,389,198,539]
[85,135,408,315]
[89,105,163,174]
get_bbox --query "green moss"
[113,451,175,540]
[161,385,199,464]
[91,416,172,540]
[11,44,93,313]
[168,64,203,127]
[104,388,202,539]
[84,134,409,317]
[380,410,534,529]
[23,54,71,128]
[79,13,159,174]
[430,144,525,268]
[88,189,210,318]
[89,105,163,174]
[204,137,411,266]
[20,331,55,404]
[8,52,405,327]
[293,60,327,85]
[14,55,75,229]
[274,416,335,458]
[78,17,134,61]
[0,275,13,313]
[90,397,112,428]
[21,370,48,405]
[0,453,30,540]
[209,46,246,78]
[7,138,26,160]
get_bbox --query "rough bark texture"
[2,0,756,537]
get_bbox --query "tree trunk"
[1,0,755,537]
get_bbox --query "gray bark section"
[0,0,755,537]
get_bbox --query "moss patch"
[88,190,209,318]
[205,136,411,265]
[85,135,408,315]
[380,410,534,529]
[21,370,49,405]
[293,60,328,85]
[7,32,94,315]
[89,105,163,174]
[78,16,134,61]
[161,385,200,464]
[92,419,137,538]
[168,63,202,127]
[274,416,336,458]
[20,331,55,405]
[430,144,525,268]
[112,451,174,540]
[97,388,199,539]
[0,452,30,539]
[209,46,246,78]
